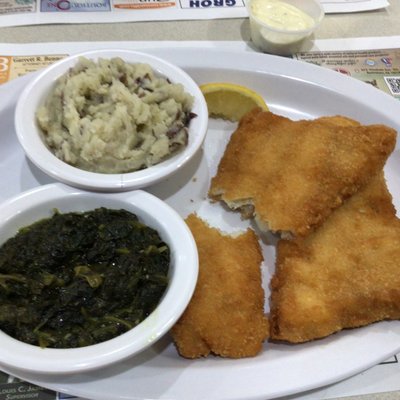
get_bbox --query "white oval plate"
[1,47,400,400]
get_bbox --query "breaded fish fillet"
[209,109,396,238]
[171,214,269,358]
[270,173,400,343]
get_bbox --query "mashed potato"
[36,57,195,174]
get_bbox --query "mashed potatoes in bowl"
[36,57,195,174]
[15,49,208,191]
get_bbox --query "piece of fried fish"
[270,172,400,343]
[171,214,269,358]
[209,109,396,238]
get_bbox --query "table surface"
[1,2,400,400]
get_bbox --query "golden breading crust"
[209,108,396,238]
[171,214,269,358]
[270,172,400,343]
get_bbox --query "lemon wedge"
[199,82,269,121]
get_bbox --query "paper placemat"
[0,0,390,27]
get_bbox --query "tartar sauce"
[250,0,314,31]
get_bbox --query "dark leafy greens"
[0,208,170,348]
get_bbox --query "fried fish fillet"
[209,109,396,238]
[171,214,269,358]
[270,172,400,343]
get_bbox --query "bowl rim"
[14,49,208,192]
[0,183,198,374]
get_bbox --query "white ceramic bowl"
[247,0,324,56]
[0,183,198,374]
[15,49,208,192]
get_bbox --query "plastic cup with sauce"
[247,0,324,56]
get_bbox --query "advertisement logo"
[41,0,111,12]
[114,0,175,9]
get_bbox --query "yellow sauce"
[250,0,314,31]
